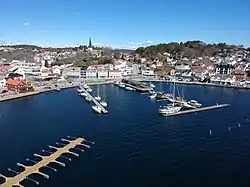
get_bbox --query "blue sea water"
[0,83,250,187]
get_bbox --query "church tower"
[88,37,92,48]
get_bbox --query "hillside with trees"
[135,41,246,59]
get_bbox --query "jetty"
[163,104,230,117]
[121,79,153,92]
[0,137,93,187]
[80,85,108,114]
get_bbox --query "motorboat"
[92,105,102,114]
[77,88,84,93]
[118,83,126,88]
[100,101,107,107]
[149,93,157,99]
[149,83,156,88]
[83,84,89,89]
[87,88,92,93]
[159,104,182,115]
[94,96,101,101]
[125,87,134,91]
[187,100,202,107]
[114,81,120,86]
[79,92,88,97]
[85,96,92,102]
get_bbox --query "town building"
[62,67,81,77]
[108,70,122,79]
[0,79,6,88]
[141,67,155,76]
[97,70,109,79]
[6,79,27,92]
[86,70,97,79]
[214,62,234,75]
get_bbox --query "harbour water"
[0,83,250,187]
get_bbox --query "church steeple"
[88,37,92,48]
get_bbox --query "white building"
[0,79,6,88]
[175,64,191,71]
[141,68,155,76]
[97,70,109,79]
[86,70,97,79]
[108,70,122,79]
[114,61,126,70]
[9,61,40,75]
[62,67,80,77]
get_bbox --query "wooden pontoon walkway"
[163,104,230,117]
[80,85,108,114]
[0,137,92,187]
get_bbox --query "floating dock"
[80,86,108,114]
[163,104,230,117]
[0,137,93,187]
[121,79,153,92]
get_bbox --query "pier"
[80,85,108,114]
[0,137,93,187]
[121,79,153,92]
[163,104,230,117]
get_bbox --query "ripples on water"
[0,83,250,187]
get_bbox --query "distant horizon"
[0,40,249,50]
[0,0,249,49]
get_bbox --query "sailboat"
[158,81,182,115]
[94,85,102,101]
[100,85,108,107]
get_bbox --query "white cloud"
[146,40,153,44]
[22,22,30,26]
[128,42,134,45]
[137,42,143,45]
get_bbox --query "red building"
[6,79,27,92]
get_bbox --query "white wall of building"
[0,79,6,88]
[97,71,109,79]
[86,70,97,79]
[141,68,154,76]
[108,70,122,79]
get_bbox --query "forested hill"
[135,41,249,59]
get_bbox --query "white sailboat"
[94,85,102,101]
[92,105,102,114]
[100,85,108,107]
[159,81,182,115]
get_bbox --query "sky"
[0,0,249,49]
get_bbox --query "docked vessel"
[187,100,202,108]
[149,92,157,99]
[100,101,107,107]
[118,83,126,88]
[92,105,102,114]
[149,83,156,88]
[85,96,92,102]
[77,87,84,93]
[79,92,88,97]
[87,88,92,93]
[83,84,89,89]
[149,83,155,88]
[94,96,101,101]
[125,86,134,91]
[159,81,182,115]
[159,104,182,115]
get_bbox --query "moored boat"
[79,92,88,97]
[149,83,156,88]
[125,86,134,91]
[87,88,92,93]
[94,96,101,101]
[100,101,107,107]
[85,96,92,102]
[149,93,157,99]
[92,105,102,114]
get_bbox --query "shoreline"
[0,81,113,103]
[140,79,250,90]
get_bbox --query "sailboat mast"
[173,81,176,106]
